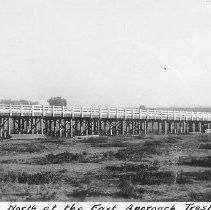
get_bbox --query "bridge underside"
[0,116,210,138]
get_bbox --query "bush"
[189,191,211,202]
[0,170,66,185]
[1,143,46,153]
[179,156,211,167]
[199,143,211,150]
[197,135,211,142]
[117,179,138,198]
[106,162,159,172]
[165,136,182,144]
[85,136,108,144]
[179,171,211,181]
[112,142,164,161]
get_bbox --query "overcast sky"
[0,0,210,107]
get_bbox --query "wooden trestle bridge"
[0,104,210,138]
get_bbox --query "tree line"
[0,97,67,106]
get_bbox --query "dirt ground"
[0,134,210,201]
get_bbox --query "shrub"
[199,143,211,150]
[179,171,211,181]
[189,191,211,201]
[117,179,138,198]
[1,143,46,153]
[197,135,211,142]
[112,142,164,161]
[106,162,159,172]
[85,136,108,144]
[179,156,211,167]
[0,170,66,185]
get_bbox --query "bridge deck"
[0,104,211,121]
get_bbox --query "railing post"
[72,107,74,118]
[90,107,93,118]
[81,107,83,118]
[116,108,118,119]
[62,106,65,117]
[124,108,126,120]
[52,106,54,117]
[139,109,142,119]
[132,109,134,119]
[20,105,23,116]
[42,105,45,117]
[9,104,12,116]
[32,105,34,117]
[108,108,110,119]
[99,108,101,119]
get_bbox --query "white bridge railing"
[0,104,210,121]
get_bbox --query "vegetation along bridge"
[0,104,211,138]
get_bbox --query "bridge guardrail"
[0,104,210,121]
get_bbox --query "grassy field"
[0,134,210,201]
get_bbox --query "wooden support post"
[97,120,100,135]
[180,122,183,134]
[104,121,107,135]
[199,122,202,133]
[26,119,29,133]
[116,121,119,135]
[151,121,154,133]
[45,119,48,135]
[74,120,78,136]
[192,122,195,132]
[183,122,186,134]
[138,121,141,134]
[40,118,44,135]
[18,118,21,134]
[109,121,112,136]
[70,119,73,138]
[122,121,125,135]
[144,121,148,134]
[8,117,11,137]
[80,120,83,135]
[158,122,160,134]
[54,119,57,136]
[0,118,2,138]
[132,121,135,135]
[170,122,173,134]
[164,121,168,135]
[35,118,39,134]
[175,122,178,134]
[20,118,23,134]
[186,122,189,134]
[59,119,62,137]
[13,119,16,134]
[64,120,68,137]
[91,121,94,135]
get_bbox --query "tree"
[139,105,146,109]
[47,97,67,106]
